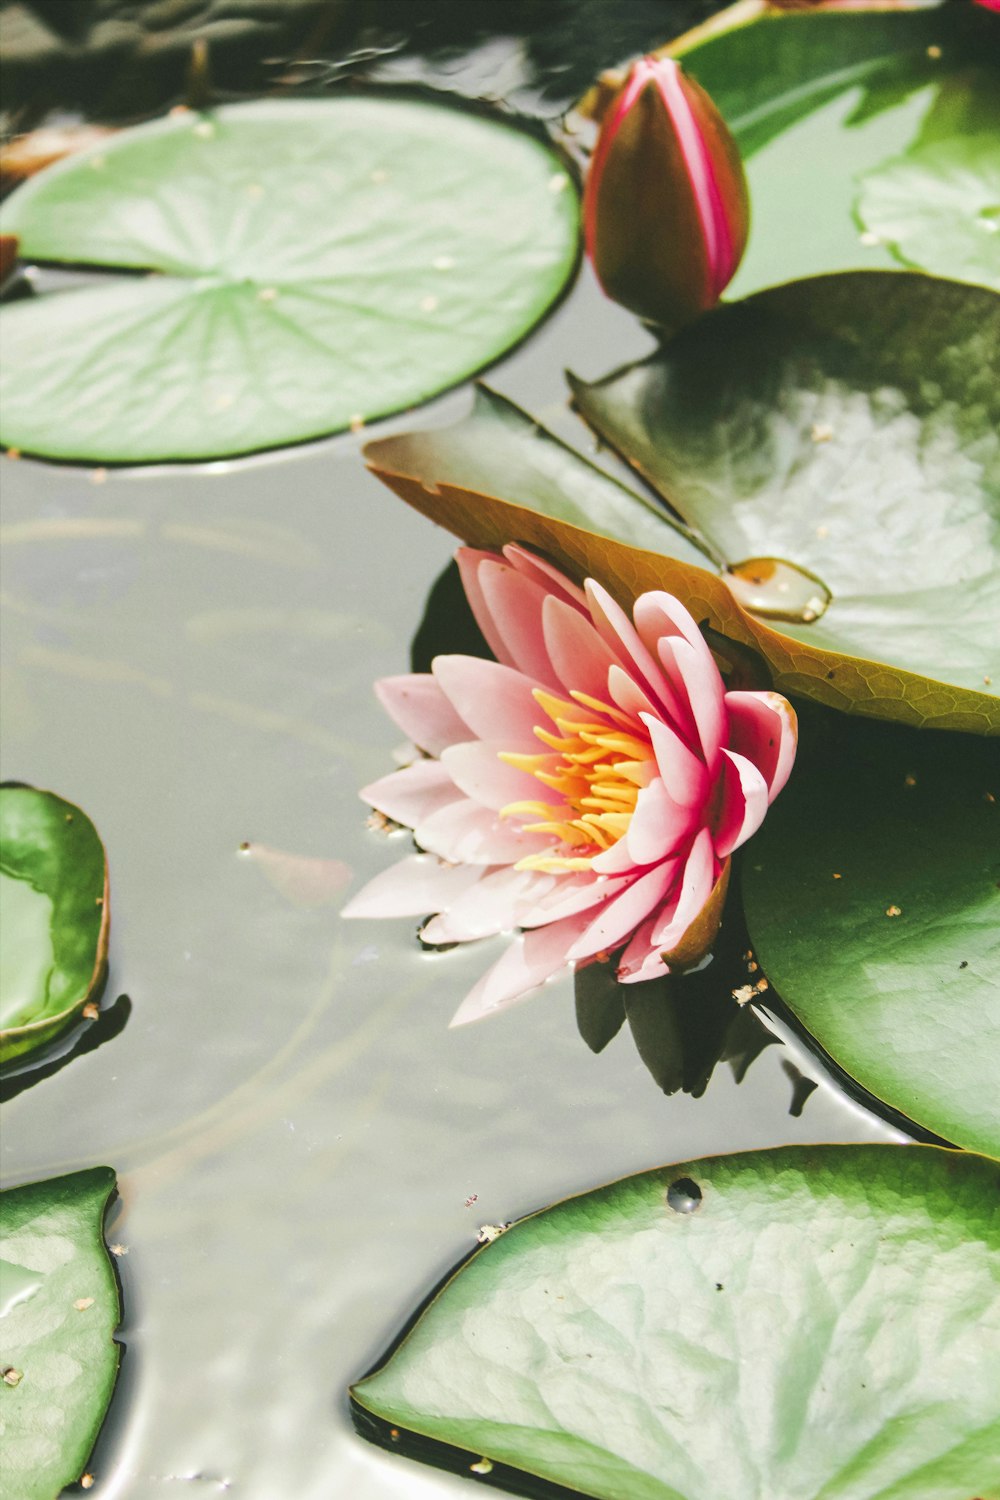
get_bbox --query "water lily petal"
[725,690,798,800]
[449,912,590,1026]
[422,865,553,943]
[455,548,520,669]
[566,860,682,963]
[432,655,544,750]
[517,871,631,927]
[605,663,662,728]
[440,740,545,811]
[713,747,770,858]
[342,853,484,919]
[590,832,645,876]
[504,544,588,609]
[415,797,551,866]
[659,636,726,770]
[643,713,709,808]
[585,579,685,720]
[651,826,716,950]
[626,775,697,865]
[359,758,459,827]
[375,674,471,756]
[542,594,622,703]
[616,914,668,985]
[478,559,561,688]
[633,588,715,671]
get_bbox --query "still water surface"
[0,262,904,1498]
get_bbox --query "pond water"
[0,7,912,1498]
[0,258,905,1500]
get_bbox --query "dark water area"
[0,4,908,1497]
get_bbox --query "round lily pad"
[0,783,109,1066]
[353,1144,1000,1500]
[0,1167,121,1500]
[0,97,580,463]
[742,712,1000,1158]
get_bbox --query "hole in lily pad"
[666,1177,702,1213]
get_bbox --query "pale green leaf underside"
[0,784,108,1067]
[0,1168,120,1500]
[0,98,579,462]
[743,717,1000,1158]
[354,1145,1000,1500]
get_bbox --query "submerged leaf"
[0,98,579,463]
[0,1167,121,1500]
[0,784,109,1067]
[353,1144,1000,1500]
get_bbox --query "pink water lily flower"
[343,546,796,1027]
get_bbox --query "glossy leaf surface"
[0,784,109,1066]
[743,712,1000,1158]
[0,1167,121,1500]
[671,3,1000,294]
[0,98,579,462]
[353,1144,1000,1500]
[570,272,1000,728]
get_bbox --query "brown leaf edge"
[365,459,999,736]
[0,786,111,1068]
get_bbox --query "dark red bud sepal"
[584,57,750,331]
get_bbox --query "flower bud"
[583,56,750,330]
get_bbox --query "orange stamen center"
[499,690,654,872]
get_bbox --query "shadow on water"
[0,994,132,1103]
[2,0,729,128]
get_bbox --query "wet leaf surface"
[743,709,1000,1158]
[352,1144,1000,1500]
[0,784,109,1068]
[570,272,1000,725]
[0,1167,121,1500]
[0,98,579,462]
[366,286,1000,733]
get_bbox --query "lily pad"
[668,2,1000,295]
[352,1144,1000,1500]
[569,272,1000,729]
[856,73,1000,289]
[0,1167,121,1500]
[743,710,1000,1158]
[366,301,1000,734]
[0,97,579,463]
[0,784,109,1067]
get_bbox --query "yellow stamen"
[495,683,657,873]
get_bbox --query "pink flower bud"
[584,56,750,330]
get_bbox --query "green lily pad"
[0,784,109,1067]
[352,1144,1000,1500]
[0,1167,121,1500]
[366,281,999,734]
[669,2,1000,295]
[0,97,579,463]
[856,72,1000,289]
[742,711,1000,1158]
[569,272,1000,731]
[370,384,711,571]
